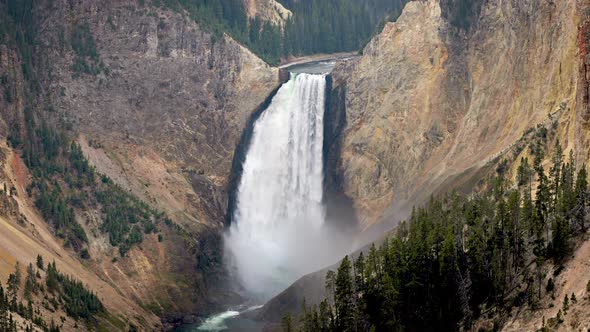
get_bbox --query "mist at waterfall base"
[225,73,355,301]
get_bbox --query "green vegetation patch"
[45,261,104,319]
[294,140,589,331]
[158,0,410,65]
[0,258,105,332]
[96,177,164,257]
[70,22,107,77]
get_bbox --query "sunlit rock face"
[330,0,584,230]
[259,1,590,326]
[242,0,292,26]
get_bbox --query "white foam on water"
[226,73,329,298]
[197,311,240,331]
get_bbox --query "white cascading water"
[225,73,328,298]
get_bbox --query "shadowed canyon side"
[0,0,283,329]
[40,0,284,323]
[38,0,279,220]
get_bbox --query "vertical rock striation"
[329,0,586,231]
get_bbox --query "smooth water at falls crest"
[226,73,328,298]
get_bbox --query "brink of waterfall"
[225,73,332,299]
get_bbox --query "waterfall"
[226,73,328,298]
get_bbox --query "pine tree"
[535,168,550,256]
[517,157,531,187]
[546,278,555,293]
[521,186,534,235]
[353,252,367,330]
[293,150,590,331]
[550,141,564,210]
[13,262,21,288]
[335,256,356,332]
[6,265,20,301]
[23,263,37,300]
[318,300,332,332]
[575,166,588,232]
[281,313,293,332]
[325,270,336,306]
[36,255,43,270]
[551,214,570,262]
[507,190,524,274]
[0,283,8,331]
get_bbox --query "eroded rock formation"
[330,0,588,231]
[0,0,281,328]
[262,0,590,326]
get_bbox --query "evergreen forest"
[159,0,411,64]
[1,0,169,259]
[286,137,590,331]
[0,257,105,332]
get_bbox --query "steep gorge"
[2,0,590,330]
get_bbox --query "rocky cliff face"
[36,0,279,227]
[0,144,163,330]
[262,1,590,326]
[243,0,291,25]
[330,0,588,231]
[0,0,280,328]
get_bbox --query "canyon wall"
[330,0,588,231]
[243,0,291,25]
[37,0,279,228]
[263,0,590,326]
[0,0,280,328]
